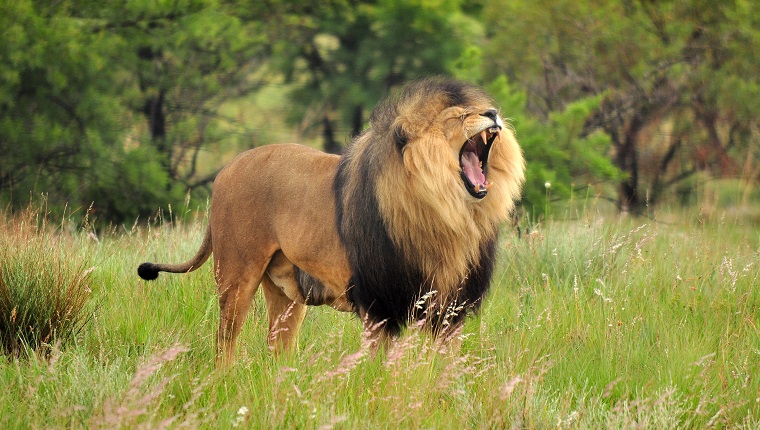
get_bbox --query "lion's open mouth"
[460,127,500,199]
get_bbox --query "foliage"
[486,75,620,217]
[268,0,482,151]
[0,0,126,218]
[1,0,758,223]
[0,0,267,224]
[481,0,760,214]
[83,0,270,187]
[0,209,95,359]
[0,1,187,224]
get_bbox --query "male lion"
[138,78,525,364]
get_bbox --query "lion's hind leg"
[215,262,265,367]
[261,273,307,354]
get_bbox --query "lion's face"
[393,94,510,202]
[437,106,505,199]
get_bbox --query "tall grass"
[0,207,758,428]
[0,209,95,358]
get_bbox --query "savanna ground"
[1,186,759,429]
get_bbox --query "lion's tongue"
[462,151,486,186]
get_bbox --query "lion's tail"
[137,227,213,281]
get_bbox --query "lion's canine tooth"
[481,130,488,145]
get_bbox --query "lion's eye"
[439,106,467,121]
[442,115,464,126]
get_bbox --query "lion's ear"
[393,124,409,151]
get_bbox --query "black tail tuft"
[137,262,160,280]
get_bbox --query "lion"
[137,78,525,365]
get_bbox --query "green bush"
[0,210,94,358]
[486,75,621,219]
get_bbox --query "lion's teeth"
[481,130,488,145]
[474,183,490,193]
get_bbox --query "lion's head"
[380,79,521,202]
[338,78,525,322]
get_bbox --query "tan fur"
[208,145,354,364]
[141,144,353,365]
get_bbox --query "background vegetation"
[2,0,758,222]
[1,1,759,428]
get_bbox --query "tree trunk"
[615,112,647,215]
[703,111,736,176]
[142,89,172,177]
[322,115,341,154]
[650,137,682,206]
[351,104,364,138]
[616,134,641,214]
[143,90,167,149]
[694,95,737,176]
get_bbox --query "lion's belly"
[266,251,352,312]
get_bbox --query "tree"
[0,0,272,223]
[0,0,179,222]
[481,0,760,214]
[265,0,481,152]
[485,76,620,218]
[81,0,272,192]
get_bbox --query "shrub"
[0,210,94,358]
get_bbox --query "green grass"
[0,207,758,428]
[0,210,95,359]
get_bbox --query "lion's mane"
[335,78,525,335]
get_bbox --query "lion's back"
[208,144,341,249]
[213,143,339,201]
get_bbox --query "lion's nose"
[480,109,499,122]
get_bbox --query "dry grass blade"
[90,343,190,429]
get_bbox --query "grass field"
[0,204,758,429]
